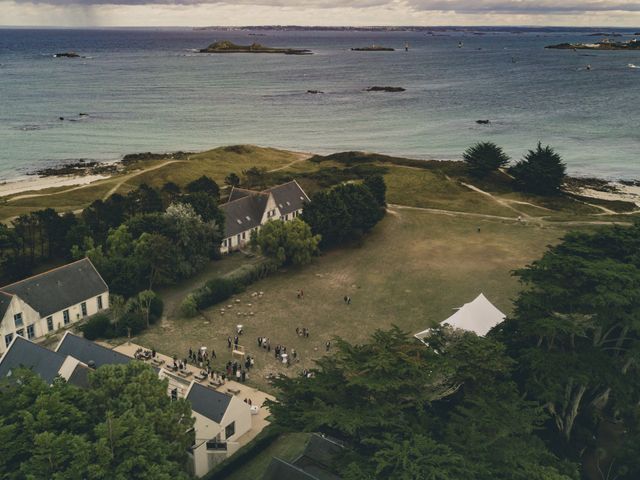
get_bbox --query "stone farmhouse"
[0,258,109,354]
[220,180,310,254]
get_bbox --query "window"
[4,334,13,348]
[47,317,54,332]
[225,422,235,439]
[26,325,35,340]
[16,328,24,337]
[97,295,103,310]
[14,313,23,328]
[63,310,70,325]
[284,215,288,221]
[81,302,87,317]
[222,239,227,247]
[241,232,245,240]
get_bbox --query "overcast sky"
[3,0,640,27]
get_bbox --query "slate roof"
[56,333,131,368]
[292,434,343,480]
[228,187,255,202]
[0,292,12,321]
[0,258,108,318]
[262,457,319,480]
[0,336,66,384]
[221,181,309,239]
[265,181,310,216]
[67,363,91,388]
[186,382,233,424]
[220,192,269,238]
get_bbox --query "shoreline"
[0,146,639,208]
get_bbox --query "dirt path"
[102,159,185,200]
[460,181,531,218]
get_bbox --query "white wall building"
[220,180,310,254]
[0,258,109,354]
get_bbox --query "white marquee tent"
[414,293,506,341]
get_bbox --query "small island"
[546,39,640,50]
[199,40,312,55]
[53,52,81,58]
[351,45,395,51]
[365,86,406,92]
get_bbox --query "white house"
[0,332,253,478]
[0,258,109,354]
[185,382,252,477]
[220,180,310,254]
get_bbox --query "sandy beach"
[579,183,640,207]
[0,174,110,198]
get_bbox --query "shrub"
[81,314,113,340]
[149,295,164,324]
[116,312,147,336]
[180,294,199,318]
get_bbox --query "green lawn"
[136,208,573,393]
[222,432,311,480]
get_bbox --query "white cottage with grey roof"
[0,258,109,354]
[220,180,310,254]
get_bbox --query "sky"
[2,0,640,27]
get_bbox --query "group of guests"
[225,359,253,383]
[295,327,310,338]
[227,335,241,349]
[188,346,216,367]
[257,336,271,351]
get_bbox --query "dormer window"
[278,203,284,208]
[236,219,243,224]
[300,196,304,200]
[286,201,291,206]
[245,216,251,221]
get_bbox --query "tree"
[180,191,224,226]
[225,172,240,187]
[137,290,157,328]
[0,364,194,479]
[509,143,567,195]
[109,294,125,332]
[252,218,320,266]
[185,175,220,199]
[495,222,640,458]
[463,142,510,177]
[125,184,163,216]
[160,182,181,207]
[364,175,387,207]
[267,327,575,479]
[242,167,267,189]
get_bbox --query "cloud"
[6,0,640,15]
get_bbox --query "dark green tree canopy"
[462,142,510,177]
[509,142,567,195]
[185,175,220,199]
[225,172,241,187]
[0,363,194,480]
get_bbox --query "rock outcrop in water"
[546,40,640,50]
[53,52,81,58]
[351,46,395,51]
[199,40,312,55]
[365,86,406,92]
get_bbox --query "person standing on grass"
[227,337,232,349]
[300,289,304,298]
[326,341,331,352]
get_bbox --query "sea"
[1,27,639,181]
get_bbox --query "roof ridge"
[222,190,269,207]
[0,257,90,290]
[264,180,297,192]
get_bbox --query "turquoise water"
[0,27,639,180]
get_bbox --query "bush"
[196,278,242,309]
[116,312,147,336]
[510,142,567,195]
[224,259,280,285]
[180,294,199,318]
[81,314,113,340]
[149,295,164,324]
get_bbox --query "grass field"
[135,207,576,392]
